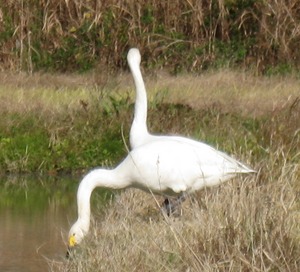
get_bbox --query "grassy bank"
[1,70,299,270]
[55,171,299,271]
[0,73,127,174]
[0,70,299,174]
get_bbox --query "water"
[0,175,79,272]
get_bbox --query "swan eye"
[69,233,77,247]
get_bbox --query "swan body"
[127,47,255,208]
[68,138,254,247]
[68,48,255,249]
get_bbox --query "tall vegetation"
[1,0,300,73]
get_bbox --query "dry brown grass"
[1,70,299,117]
[1,0,300,72]
[145,70,300,117]
[51,156,299,271]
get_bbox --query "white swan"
[127,48,254,211]
[68,138,254,249]
[67,48,254,251]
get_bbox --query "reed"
[1,1,300,73]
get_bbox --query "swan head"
[66,220,89,258]
[68,220,88,248]
[127,48,141,66]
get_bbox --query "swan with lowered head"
[67,48,255,251]
[68,137,254,249]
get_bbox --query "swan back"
[118,138,254,196]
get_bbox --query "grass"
[0,73,128,173]
[0,70,299,173]
[0,70,299,270]
[2,1,300,74]
[53,166,299,271]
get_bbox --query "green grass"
[1,71,299,174]
[0,83,129,174]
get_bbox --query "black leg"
[162,198,173,216]
[162,193,186,216]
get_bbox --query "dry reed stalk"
[1,0,300,72]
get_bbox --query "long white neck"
[128,52,149,149]
[75,168,131,234]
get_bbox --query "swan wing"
[126,139,254,195]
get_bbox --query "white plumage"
[67,48,255,249]
[68,138,254,247]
